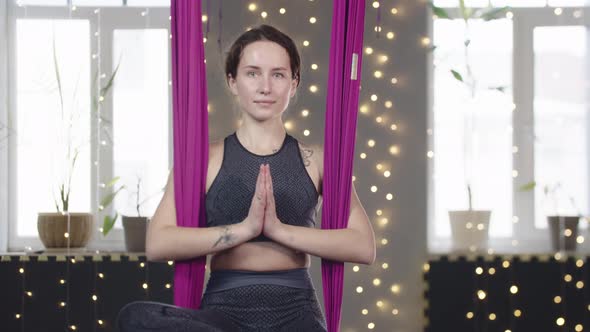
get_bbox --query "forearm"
[146,221,256,262]
[272,223,374,264]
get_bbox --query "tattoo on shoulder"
[213,226,235,248]
[299,145,314,167]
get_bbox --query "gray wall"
[202,1,429,331]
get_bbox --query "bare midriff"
[210,241,310,272]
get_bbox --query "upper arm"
[148,168,177,234]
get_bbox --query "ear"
[290,78,298,98]
[228,75,238,96]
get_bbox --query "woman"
[117,24,376,332]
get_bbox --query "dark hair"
[225,24,301,87]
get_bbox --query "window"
[4,2,171,251]
[429,4,590,253]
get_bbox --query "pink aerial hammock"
[170,1,365,331]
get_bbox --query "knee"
[116,301,152,332]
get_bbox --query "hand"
[262,164,283,239]
[244,164,266,238]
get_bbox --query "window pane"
[434,0,589,6]
[16,19,91,236]
[127,0,169,7]
[73,0,122,6]
[433,19,514,238]
[18,0,67,6]
[533,26,589,228]
[112,29,169,223]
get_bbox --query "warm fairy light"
[510,285,518,294]
[557,317,565,326]
[382,263,389,269]
[576,281,584,289]
[279,8,286,14]
[59,302,66,307]
[565,274,573,282]
[356,286,363,293]
[301,109,309,117]
[386,193,393,200]
[379,55,388,63]
[60,279,66,284]
[389,145,399,155]
[488,267,496,275]
[376,210,383,216]
[384,100,392,108]
[26,291,32,297]
[373,278,381,286]
[365,47,374,55]
[248,3,257,11]
[477,290,486,300]
[142,283,148,289]
[98,320,104,325]
[167,261,173,266]
[360,153,367,159]
[15,314,21,319]
[421,37,431,46]
[19,268,24,274]
[503,261,510,268]
[309,85,318,93]
[374,71,383,78]
[165,283,171,288]
[381,238,388,245]
[368,323,375,329]
[506,11,514,19]
[360,105,369,114]
[202,15,208,22]
[390,124,397,131]
[423,263,430,272]
[303,130,310,136]
[514,309,522,317]
[466,312,474,319]
[577,236,584,244]
[391,8,398,15]
[303,40,310,47]
[375,116,383,123]
[309,17,317,23]
[371,186,378,192]
[376,164,383,170]
[353,265,360,272]
[390,284,400,294]
[392,308,399,315]
[391,77,398,84]
[427,151,434,158]
[475,267,483,275]
[69,325,77,330]
[554,7,563,15]
[311,64,318,70]
[372,1,380,8]
[383,171,390,177]
[374,26,382,33]
[554,296,562,303]
[370,94,378,101]
[576,259,584,268]
[376,301,384,307]
[387,31,395,39]
[140,262,145,268]
[362,309,368,315]
[284,121,293,130]
[489,313,496,320]
[564,229,572,237]
[575,324,583,332]
[64,232,69,238]
[260,11,267,18]
[368,139,376,147]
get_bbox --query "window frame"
[3,1,171,252]
[428,6,590,253]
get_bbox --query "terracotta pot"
[37,212,94,248]
[448,210,492,252]
[547,216,580,252]
[122,216,149,252]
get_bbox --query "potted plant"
[519,181,588,252]
[429,1,510,252]
[37,37,120,249]
[100,175,163,252]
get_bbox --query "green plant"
[50,35,121,213]
[429,0,510,210]
[519,181,588,222]
[100,174,164,236]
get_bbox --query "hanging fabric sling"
[170,1,366,331]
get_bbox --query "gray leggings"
[117,268,327,332]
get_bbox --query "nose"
[258,75,271,95]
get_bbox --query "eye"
[273,72,285,78]
[246,71,257,77]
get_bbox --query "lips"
[254,100,276,106]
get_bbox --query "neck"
[236,117,287,154]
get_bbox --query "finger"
[255,164,264,202]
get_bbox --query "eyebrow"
[242,65,288,71]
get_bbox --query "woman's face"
[228,40,298,122]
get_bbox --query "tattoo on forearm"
[300,146,313,167]
[213,226,235,248]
